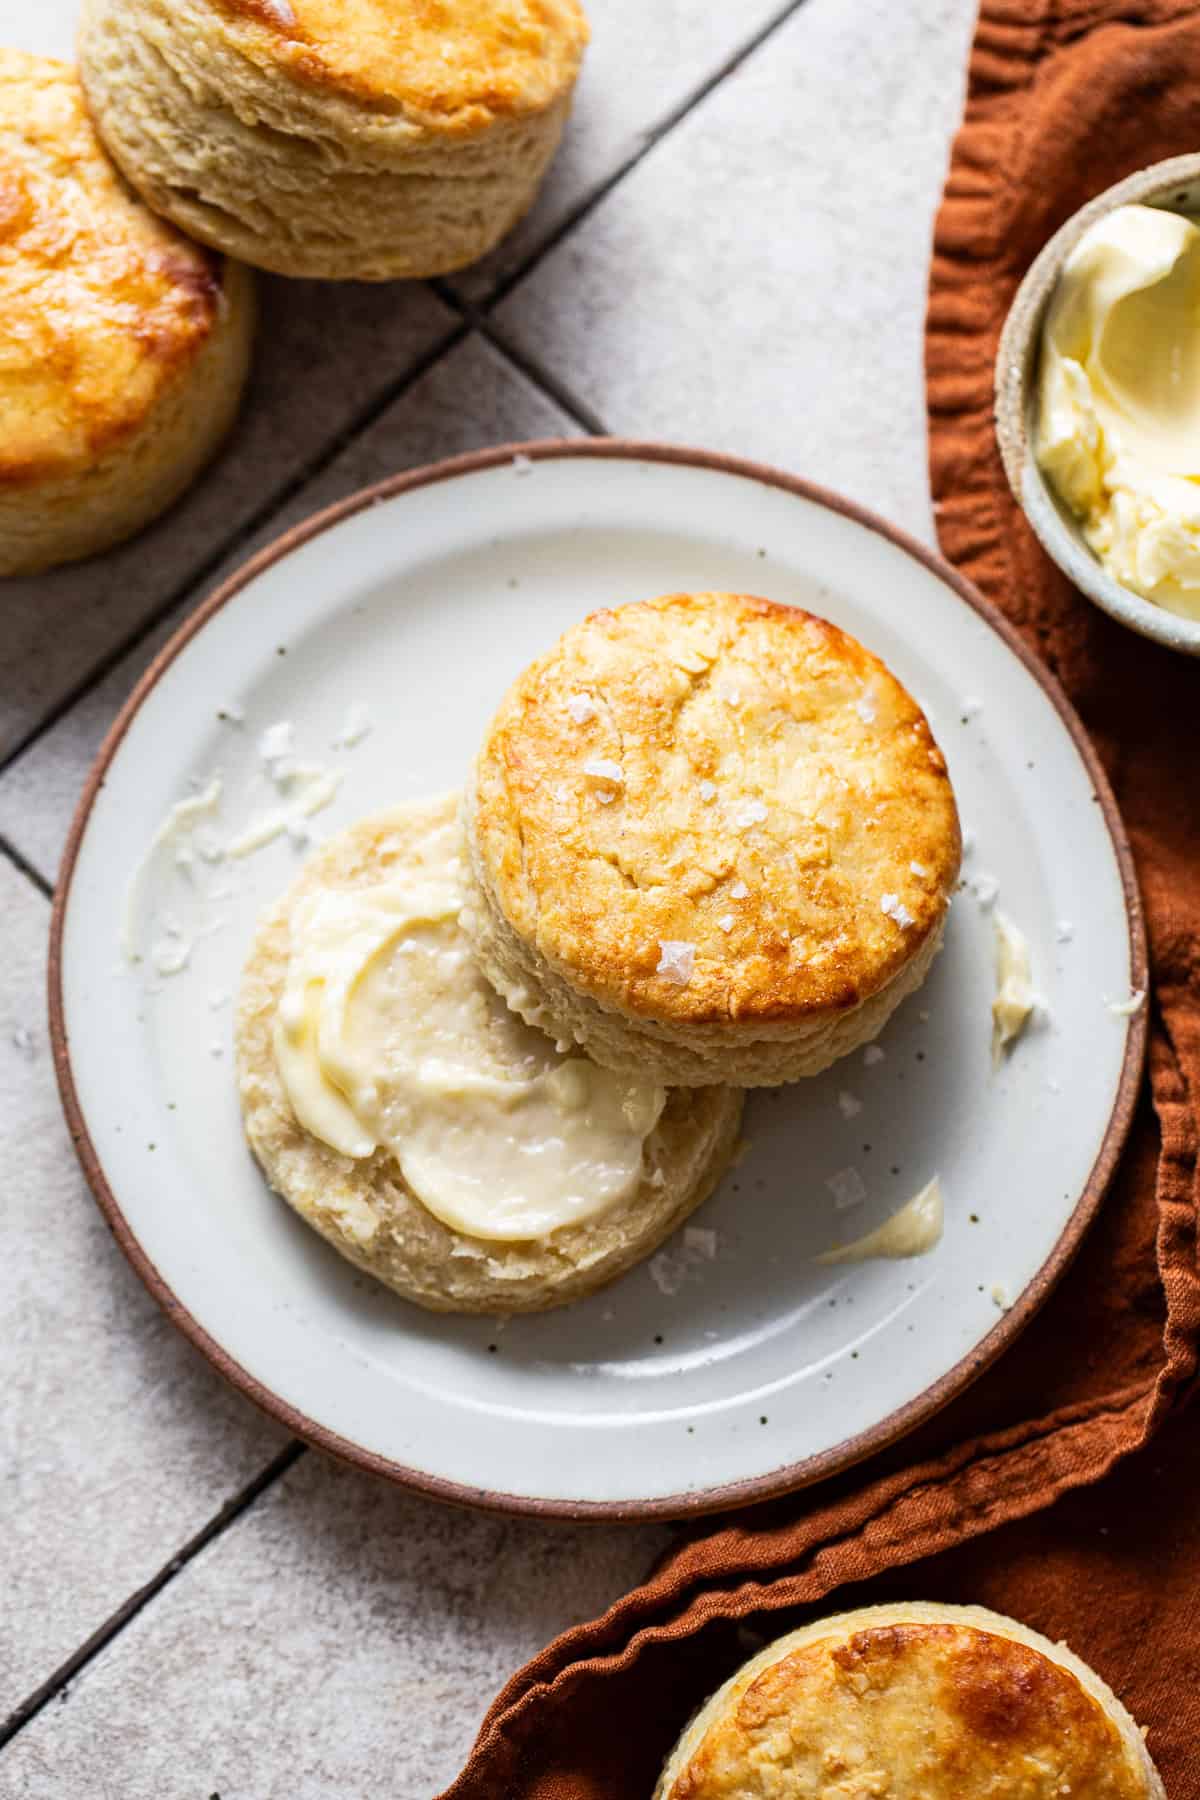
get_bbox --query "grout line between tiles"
[0,2,813,789]
[0,1440,307,1756]
[0,833,52,902]
[0,317,469,788]
[432,283,611,435]
[473,0,813,312]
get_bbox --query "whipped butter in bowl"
[996,153,1200,655]
[1037,204,1200,617]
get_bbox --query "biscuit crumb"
[1056,920,1075,943]
[335,703,372,749]
[837,1090,863,1119]
[863,1045,885,1066]
[1107,988,1146,1017]
[258,721,293,764]
[970,871,999,909]
[826,1166,868,1210]
[512,453,534,476]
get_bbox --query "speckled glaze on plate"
[51,442,1146,1520]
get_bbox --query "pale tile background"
[0,0,975,1792]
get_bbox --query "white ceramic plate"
[52,443,1146,1519]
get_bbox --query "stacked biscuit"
[3,4,588,573]
[237,590,962,1313]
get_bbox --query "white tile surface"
[0,0,74,58]
[0,859,288,1709]
[0,1452,664,1798]
[449,0,799,299]
[0,282,454,762]
[0,336,578,886]
[495,0,976,540]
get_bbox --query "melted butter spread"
[1036,203,1200,617]
[816,1177,943,1265]
[992,911,1035,1062]
[274,849,666,1242]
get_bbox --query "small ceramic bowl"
[995,153,1200,658]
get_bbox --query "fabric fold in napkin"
[443,5,1200,1795]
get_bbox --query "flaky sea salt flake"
[656,940,696,985]
[584,757,624,785]
[566,693,596,725]
[881,893,916,929]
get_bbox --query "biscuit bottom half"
[655,1601,1165,1800]
[235,795,742,1315]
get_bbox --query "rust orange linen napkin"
[442,5,1200,1794]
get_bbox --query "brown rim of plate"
[48,438,1149,1524]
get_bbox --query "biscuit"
[465,593,961,1086]
[78,0,589,281]
[235,795,742,1315]
[0,50,253,578]
[656,1602,1165,1800]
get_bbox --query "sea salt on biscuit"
[465,593,961,1086]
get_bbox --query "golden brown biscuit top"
[669,1623,1149,1799]
[472,593,961,1025]
[0,50,227,488]
[216,0,589,125]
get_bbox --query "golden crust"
[78,0,587,279]
[0,50,235,488]
[470,594,962,1032]
[211,0,589,128]
[659,1605,1163,1800]
[235,795,743,1315]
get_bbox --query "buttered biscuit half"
[236,794,741,1314]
